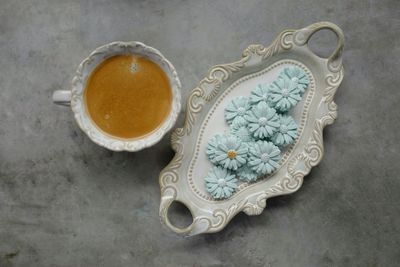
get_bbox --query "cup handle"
[53,90,71,106]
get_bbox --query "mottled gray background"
[0,0,399,266]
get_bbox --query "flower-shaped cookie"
[250,84,270,105]
[225,96,251,126]
[214,135,248,170]
[237,165,259,183]
[205,166,238,199]
[248,141,281,175]
[206,133,224,163]
[230,121,254,143]
[272,115,298,147]
[245,102,280,139]
[281,66,309,94]
[269,76,302,112]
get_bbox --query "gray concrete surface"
[0,0,399,266]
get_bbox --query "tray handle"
[159,194,195,236]
[294,21,344,72]
[159,189,214,236]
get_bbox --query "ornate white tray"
[159,22,344,236]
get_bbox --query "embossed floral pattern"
[214,135,248,170]
[281,66,309,94]
[269,76,302,112]
[225,96,251,126]
[246,102,280,139]
[248,141,281,175]
[272,115,298,147]
[205,166,238,199]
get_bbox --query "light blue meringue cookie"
[245,102,280,140]
[250,83,271,105]
[269,75,302,112]
[225,96,251,126]
[237,164,259,183]
[205,166,238,199]
[206,133,224,164]
[272,114,298,147]
[280,66,309,95]
[230,120,254,143]
[214,135,248,171]
[248,140,281,175]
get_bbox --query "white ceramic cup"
[53,41,181,151]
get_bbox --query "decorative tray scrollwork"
[159,22,344,236]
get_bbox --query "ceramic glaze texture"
[159,22,344,236]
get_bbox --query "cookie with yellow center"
[214,135,248,171]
